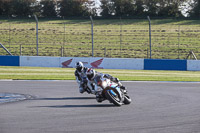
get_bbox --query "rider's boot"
[96,93,105,103]
[79,87,85,94]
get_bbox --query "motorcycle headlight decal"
[109,90,117,97]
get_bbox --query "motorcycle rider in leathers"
[74,62,89,93]
[86,68,126,102]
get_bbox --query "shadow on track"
[35,97,96,100]
[35,104,115,108]
[32,96,116,108]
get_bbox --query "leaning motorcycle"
[97,78,131,106]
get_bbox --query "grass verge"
[0,66,200,81]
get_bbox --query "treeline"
[0,0,199,18]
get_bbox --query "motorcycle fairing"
[109,89,117,97]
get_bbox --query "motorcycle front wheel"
[123,95,131,104]
[105,90,122,106]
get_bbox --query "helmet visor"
[87,73,94,80]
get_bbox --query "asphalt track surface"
[0,80,200,133]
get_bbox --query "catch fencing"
[0,17,200,59]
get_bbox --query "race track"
[0,80,200,133]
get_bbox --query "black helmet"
[75,62,84,72]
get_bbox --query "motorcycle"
[97,77,131,106]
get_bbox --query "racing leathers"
[74,67,89,93]
[86,71,105,102]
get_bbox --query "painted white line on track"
[0,80,75,82]
[0,79,13,81]
[122,81,200,83]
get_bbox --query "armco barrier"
[0,55,19,66]
[144,59,187,71]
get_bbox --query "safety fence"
[0,18,200,59]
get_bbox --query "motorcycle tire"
[123,95,131,105]
[105,90,122,106]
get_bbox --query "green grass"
[0,66,200,81]
[1,18,200,59]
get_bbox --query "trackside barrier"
[144,59,187,71]
[21,56,144,70]
[60,57,144,69]
[20,56,60,67]
[0,55,19,66]
[187,60,200,71]
[1,55,200,71]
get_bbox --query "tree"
[158,0,184,17]
[84,0,98,17]
[100,0,115,17]
[59,0,91,17]
[134,0,145,16]
[143,0,185,17]
[144,0,159,16]
[0,0,3,15]
[40,0,57,17]
[188,0,200,18]
[100,0,145,17]
[0,0,12,16]
[10,0,36,17]
[31,1,41,17]
[112,0,135,17]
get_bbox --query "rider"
[86,68,104,102]
[86,68,126,102]
[74,61,89,93]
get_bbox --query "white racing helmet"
[75,62,84,72]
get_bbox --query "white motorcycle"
[96,78,131,106]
